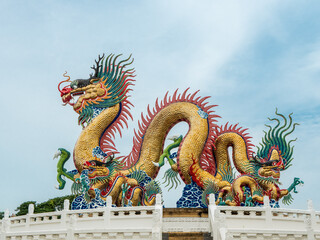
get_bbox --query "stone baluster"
[28,203,34,214]
[61,199,69,227]
[152,194,162,240]
[104,196,112,226]
[208,194,220,239]
[26,203,34,229]
[0,209,10,240]
[306,200,315,240]
[59,198,74,240]
[263,196,272,224]
[67,214,76,240]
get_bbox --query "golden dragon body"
[55,54,301,207]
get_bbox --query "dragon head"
[249,148,283,183]
[83,155,122,185]
[58,54,135,127]
[246,110,298,185]
[84,160,110,179]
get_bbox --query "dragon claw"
[168,135,179,141]
[152,161,160,167]
[53,150,62,160]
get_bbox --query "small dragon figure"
[55,53,302,208]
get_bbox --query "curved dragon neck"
[214,132,251,178]
[74,104,120,172]
[121,102,209,184]
[190,132,252,190]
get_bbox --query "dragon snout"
[83,161,92,168]
[61,86,72,96]
[61,86,73,105]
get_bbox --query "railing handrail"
[2,207,319,223]
[3,205,157,221]
[215,206,317,214]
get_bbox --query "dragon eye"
[70,81,78,89]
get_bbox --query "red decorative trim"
[100,99,134,156]
[189,157,205,188]
[213,123,255,159]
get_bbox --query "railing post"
[208,194,220,240]
[26,203,34,229]
[104,196,112,226]
[263,196,272,225]
[306,200,315,240]
[152,194,162,240]
[1,209,10,240]
[64,199,70,210]
[67,213,76,240]
[61,198,74,240]
[62,199,70,226]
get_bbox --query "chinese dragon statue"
[54,53,303,209]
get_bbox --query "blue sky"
[1,0,320,212]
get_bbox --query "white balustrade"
[208,196,320,240]
[0,194,163,240]
[1,195,319,240]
